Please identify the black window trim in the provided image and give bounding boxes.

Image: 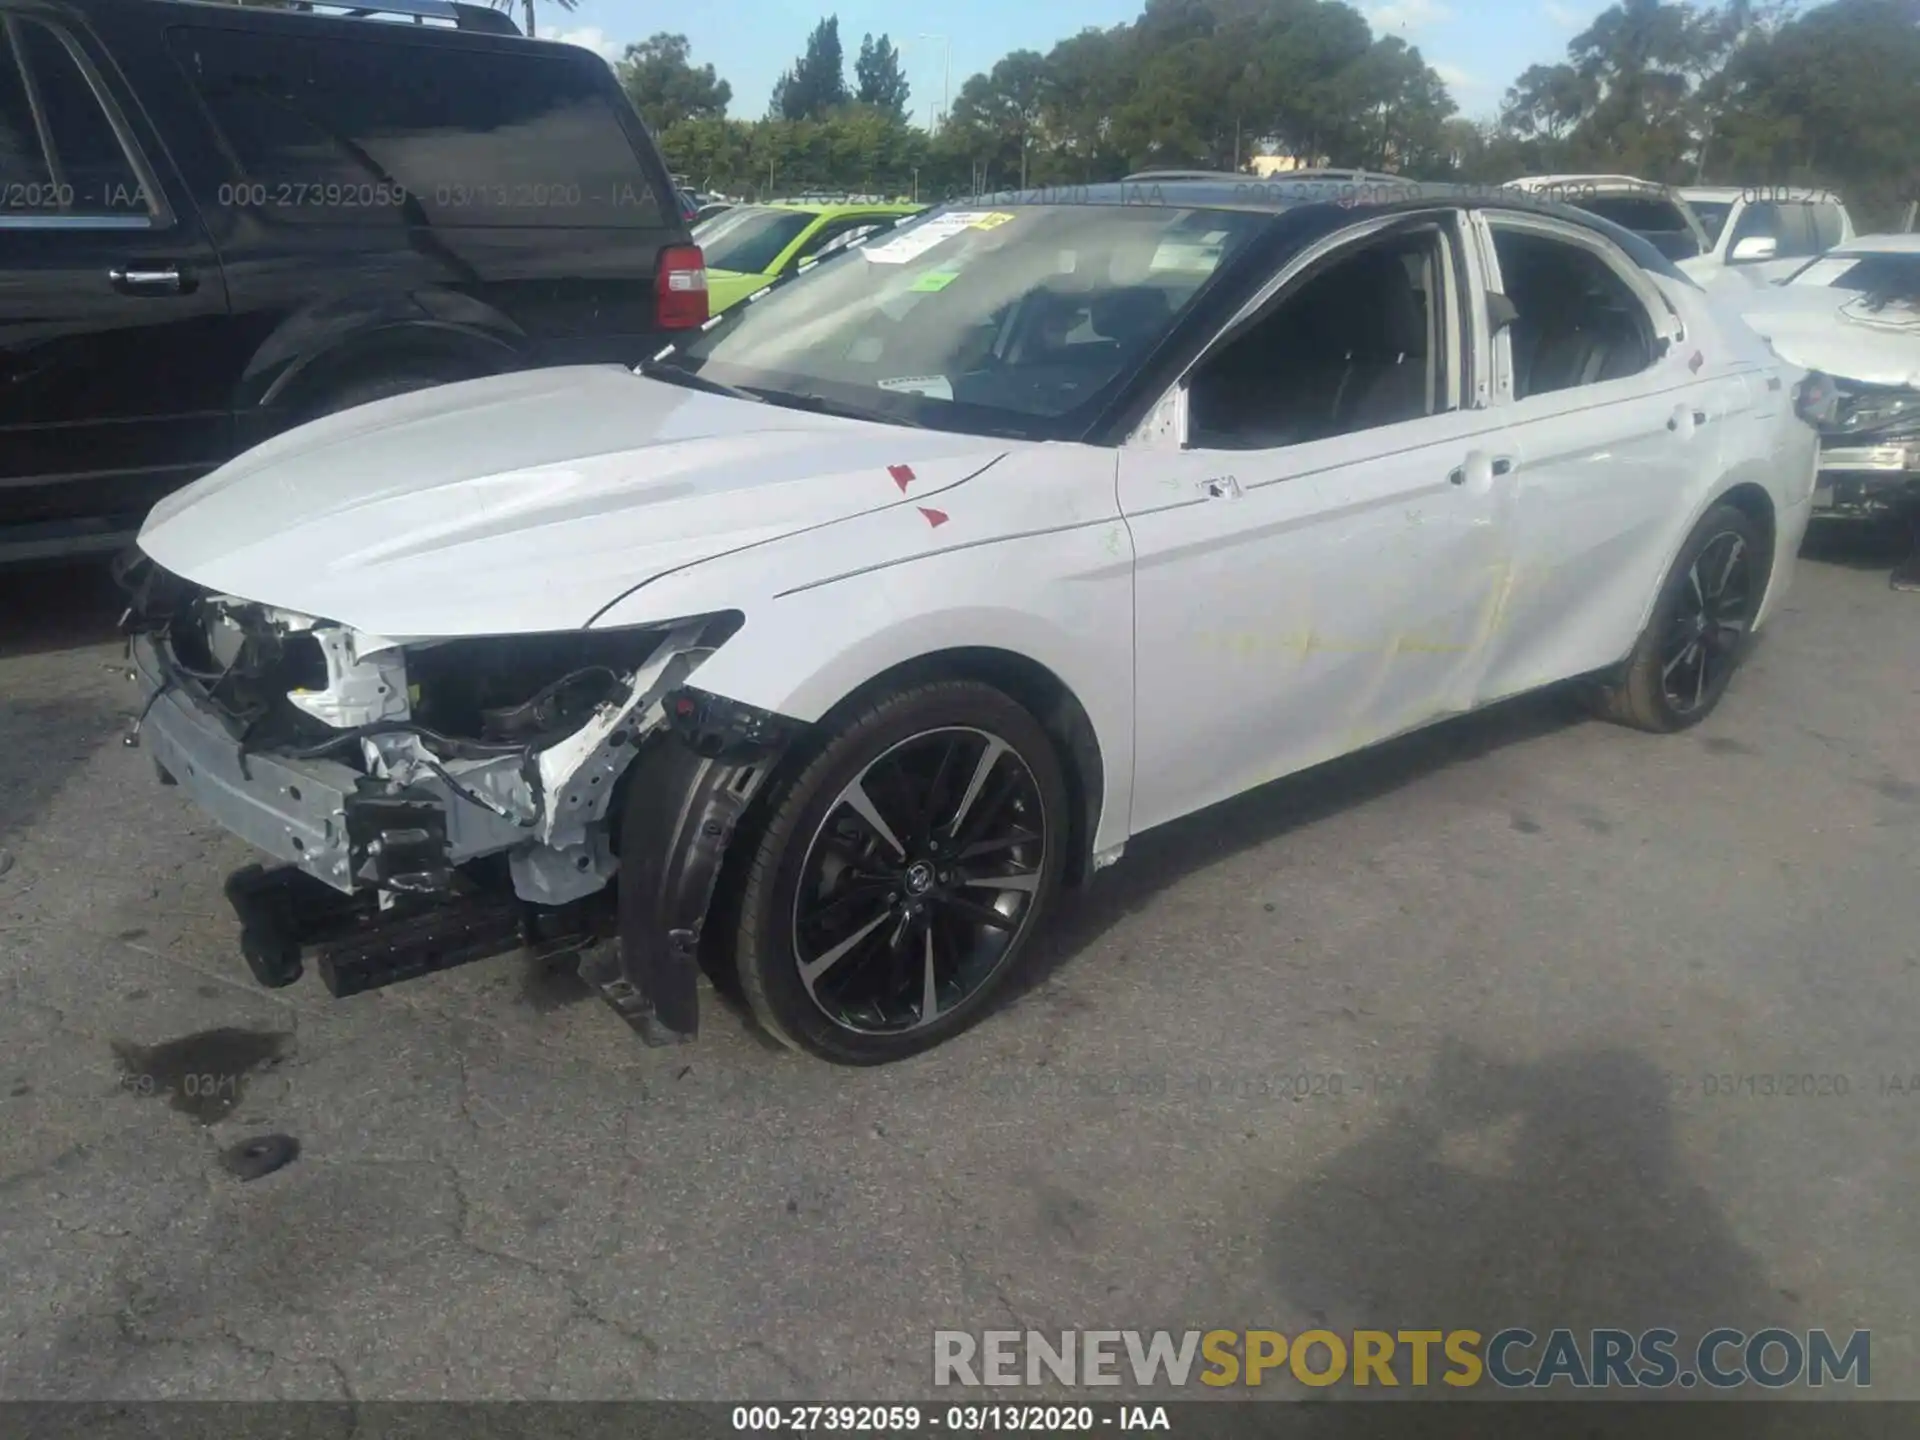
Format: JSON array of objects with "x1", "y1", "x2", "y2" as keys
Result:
[
  {"x1": 0, "y1": 13, "x2": 170, "y2": 231},
  {"x1": 1170, "y1": 208, "x2": 1472, "y2": 454}
]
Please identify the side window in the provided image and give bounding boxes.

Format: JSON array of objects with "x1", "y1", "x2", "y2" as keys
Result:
[
  {"x1": 172, "y1": 27, "x2": 667, "y2": 228},
  {"x1": 1187, "y1": 228, "x2": 1450, "y2": 451},
  {"x1": 0, "y1": 18, "x2": 151, "y2": 222},
  {"x1": 1811, "y1": 204, "x2": 1845, "y2": 252},
  {"x1": 1731, "y1": 202, "x2": 1818, "y2": 259},
  {"x1": 1488, "y1": 228, "x2": 1655, "y2": 400}
]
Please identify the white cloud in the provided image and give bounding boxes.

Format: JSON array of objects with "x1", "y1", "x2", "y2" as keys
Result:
[
  {"x1": 1432, "y1": 62, "x2": 1480, "y2": 91},
  {"x1": 1544, "y1": 1, "x2": 1587, "y2": 27},
  {"x1": 1366, "y1": 0, "x2": 1452, "y2": 32},
  {"x1": 544, "y1": 25, "x2": 624, "y2": 62}
]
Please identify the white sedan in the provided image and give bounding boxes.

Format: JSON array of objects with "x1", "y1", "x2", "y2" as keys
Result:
[{"x1": 126, "y1": 181, "x2": 1822, "y2": 1064}]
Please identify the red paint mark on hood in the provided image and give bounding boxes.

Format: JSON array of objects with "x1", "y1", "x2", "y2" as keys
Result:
[
  {"x1": 888, "y1": 464, "x2": 916, "y2": 492},
  {"x1": 918, "y1": 507, "x2": 948, "y2": 528}
]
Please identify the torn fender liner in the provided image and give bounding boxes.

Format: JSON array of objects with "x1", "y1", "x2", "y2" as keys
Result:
[{"x1": 592, "y1": 692, "x2": 789, "y2": 1045}]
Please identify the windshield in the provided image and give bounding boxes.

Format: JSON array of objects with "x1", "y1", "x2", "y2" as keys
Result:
[
  {"x1": 694, "y1": 206, "x2": 816, "y2": 274},
  {"x1": 654, "y1": 204, "x2": 1267, "y2": 437},
  {"x1": 1689, "y1": 201, "x2": 1732, "y2": 246},
  {"x1": 1786, "y1": 253, "x2": 1920, "y2": 299},
  {"x1": 1577, "y1": 196, "x2": 1702, "y2": 258}
]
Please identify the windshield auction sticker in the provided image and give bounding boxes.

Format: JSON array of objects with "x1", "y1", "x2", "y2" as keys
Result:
[{"x1": 864, "y1": 212, "x2": 1005, "y2": 264}]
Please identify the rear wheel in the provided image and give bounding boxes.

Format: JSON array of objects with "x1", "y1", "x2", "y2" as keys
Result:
[
  {"x1": 1592, "y1": 502, "x2": 1766, "y2": 732},
  {"x1": 731, "y1": 681, "x2": 1068, "y2": 1065}
]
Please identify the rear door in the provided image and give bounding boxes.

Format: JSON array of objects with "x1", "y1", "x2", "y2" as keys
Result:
[
  {"x1": 0, "y1": 7, "x2": 230, "y2": 555},
  {"x1": 1470, "y1": 208, "x2": 1741, "y2": 699}
]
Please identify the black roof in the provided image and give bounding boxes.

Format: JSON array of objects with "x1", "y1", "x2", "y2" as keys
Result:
[{"x1": 950, "y1": 177, "x2": 1694, "y2": 284}]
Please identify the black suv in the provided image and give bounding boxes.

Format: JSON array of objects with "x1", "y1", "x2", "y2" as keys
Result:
[{"x1": 0, "y1": 0, "x2": 704, "y2": 563}]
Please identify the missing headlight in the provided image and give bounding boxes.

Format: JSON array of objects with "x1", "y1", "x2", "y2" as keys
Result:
[{"x1": 403, "y1": 614, "x2": 742, "y2": 749}]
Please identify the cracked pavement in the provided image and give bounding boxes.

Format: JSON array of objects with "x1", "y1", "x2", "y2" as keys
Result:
[{"x1": 1, "y1": 527, "x2": 1918, "y2": 1401}]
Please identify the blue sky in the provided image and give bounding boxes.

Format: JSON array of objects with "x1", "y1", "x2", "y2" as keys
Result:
[{"x1": 542, "y1": 0, "x2": 1615, "y2": 128}]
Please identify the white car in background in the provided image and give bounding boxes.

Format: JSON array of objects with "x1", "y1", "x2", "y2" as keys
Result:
[
  {"x1": 1678, "y1": 186, "x2": 1856, "y2": 288},
  {"x1": 1506, "y1": 176, "x2": 1855, "y2": 291},
  {"x1": 1504, "y1": 175, "x2": 1713, "y2": 267},
  {"x1": 1740, "y1": 234, "x2": 1920, "y2": 519},
  {"x1": 122, "y1": 182, "x2": 1821, "y2": 1064}
]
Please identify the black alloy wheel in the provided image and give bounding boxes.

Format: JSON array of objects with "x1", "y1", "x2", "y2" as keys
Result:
[
  {"x1": 730, "y1": 681, "x2": 1069, "y2": 1063},
  {"x1": 1592, "y1": 501, "x2": 1768, "y2": 733},
  {"x1": 791, "y1": 726, "x2": 1046, "y2": 1036},
  {"x1": 1658, "y1": 528, "x2": 1753, "y2": 717}
]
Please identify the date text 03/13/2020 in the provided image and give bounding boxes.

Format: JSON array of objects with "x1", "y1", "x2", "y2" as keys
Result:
[{"x1": 730, "y1": 1406, "x2": 1169, "y2": 1432}]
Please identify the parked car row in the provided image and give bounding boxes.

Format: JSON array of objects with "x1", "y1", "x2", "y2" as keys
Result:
[
  {"x1": 1507, "y1": 176, "x2": 1916, "y2": 537},
  {"x1": 1, "y1": 0, "x2": 705, "y2": 564}
]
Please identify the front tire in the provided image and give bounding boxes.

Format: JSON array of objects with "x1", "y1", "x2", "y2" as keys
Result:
[
  {"x1": 731, "y1": 681, "x2": 1069, "y2": 1065},
  {"x1": 1593, "y1": 502, "x2": 1767, "y2": 732}
]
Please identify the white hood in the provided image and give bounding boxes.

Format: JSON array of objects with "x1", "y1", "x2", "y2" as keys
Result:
[
  {"x1": 139, "y1": 365, "x2": 1009, "y2": 638},
  {"x1": 1739, "y1": 289, "x2": 1920, "y2": 389}
]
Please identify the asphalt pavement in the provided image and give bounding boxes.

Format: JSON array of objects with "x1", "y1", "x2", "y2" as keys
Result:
[{"x1": 1, "y1": 524, "x2": 1916, "y2": 1401}]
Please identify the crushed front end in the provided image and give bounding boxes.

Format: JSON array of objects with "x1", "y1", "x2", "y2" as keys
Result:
[
  {"x1": 116, "y1": 554, "x2": 792, "y2": 1043},
  {"x1": 1813, "y1": 381, "x2": 1920, "y2": 519}
]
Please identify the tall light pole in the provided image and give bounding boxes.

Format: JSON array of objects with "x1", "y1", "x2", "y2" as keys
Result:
[{"x1": 917, "y1": 33, "x2": 950, "y2": 131}]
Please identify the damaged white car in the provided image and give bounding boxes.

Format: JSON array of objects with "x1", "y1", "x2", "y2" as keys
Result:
[
  {"x1": 1740, "y1": 234, "x2": 1920, "y2": 523},
  {"x1": 125, "y1": 181, "x2": 1822, "y2": 1064}
]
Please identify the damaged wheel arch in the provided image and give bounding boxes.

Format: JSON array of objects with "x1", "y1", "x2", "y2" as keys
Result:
[{"x1": 596, "y1": 648, "x2": 1104, "y2": 1049}]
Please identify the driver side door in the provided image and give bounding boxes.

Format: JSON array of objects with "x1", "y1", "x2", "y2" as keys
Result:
[{"x1": 1119, "y1": 211, "x2": 1520, "y2": 835}]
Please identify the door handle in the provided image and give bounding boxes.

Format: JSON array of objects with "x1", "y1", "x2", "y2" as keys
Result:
[
  {"x1": 1692, "y1": 409, "x2": 1708, "y2": 425},
  {"x1": 1491, "y1": 456, "x2": 1513, "y2": 476},
  {"x1": 110, "y1": 264, "x2": 191, "y2": 295},
  {"x1": 1447, "y1": 466, "x2": 1466, "y2": 485}
]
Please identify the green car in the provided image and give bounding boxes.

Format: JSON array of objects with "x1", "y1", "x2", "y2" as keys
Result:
[{"x1": 694, "y1": 201, "x2": 925, "y2": 311}]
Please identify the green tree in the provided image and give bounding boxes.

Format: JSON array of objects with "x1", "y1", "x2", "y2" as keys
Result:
[
  {"x1": 772, "y1": 16, "x2": 851, "y2": 121},
  {"x1": 485, "y1": 0, "x2": 573, "y2": 40},
  {"x1": 854, "y1": 33, "x2": 911, "y2": 118},
  {"x1": 617, "y1": 34, "x2": 732, "y2": 135}
]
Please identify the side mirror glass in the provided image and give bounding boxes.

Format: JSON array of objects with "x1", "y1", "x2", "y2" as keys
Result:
[{"x1": 1486, "y1": 291, "x2": 1520, "y2": 332}]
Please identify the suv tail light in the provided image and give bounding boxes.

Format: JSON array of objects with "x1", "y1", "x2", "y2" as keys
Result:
[
  {"x1": 656, "y1": 245, "x2": 709, "y2": 330},
  {"x1": 1793, "y1": 370, "x2": 1839, "y2": 428}
]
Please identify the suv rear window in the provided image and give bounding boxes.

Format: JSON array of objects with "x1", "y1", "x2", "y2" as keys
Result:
[{"x1": 170, "y1": 26, "x2": 668, "y2": 228}]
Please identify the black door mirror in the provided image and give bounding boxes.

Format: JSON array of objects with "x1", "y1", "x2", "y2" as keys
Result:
[{"x1": 1486, "y1": 291, "x2": 1520, "y2": 332}]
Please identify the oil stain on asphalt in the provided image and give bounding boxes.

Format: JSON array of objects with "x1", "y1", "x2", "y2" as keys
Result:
[{"x1": 110, "y1": 1027, "x2": 293, "y2": 1124}]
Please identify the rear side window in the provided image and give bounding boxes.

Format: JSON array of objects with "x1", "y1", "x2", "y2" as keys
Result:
[
  {"x1": 170, "y1": 27, "x2": 667, "y2": 228},
  {"x1": 1, "y1": 17, "x2": 151, "y2": 222}
]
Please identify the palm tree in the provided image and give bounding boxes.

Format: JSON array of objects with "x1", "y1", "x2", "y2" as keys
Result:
[{"x1": 488, "y1": 0, "x2": 573, "y2": 39}]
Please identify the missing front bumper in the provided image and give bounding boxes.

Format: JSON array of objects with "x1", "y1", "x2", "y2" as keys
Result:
[{"x1": 128, "y1": 632, "x2": 531, "y2": 892}]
